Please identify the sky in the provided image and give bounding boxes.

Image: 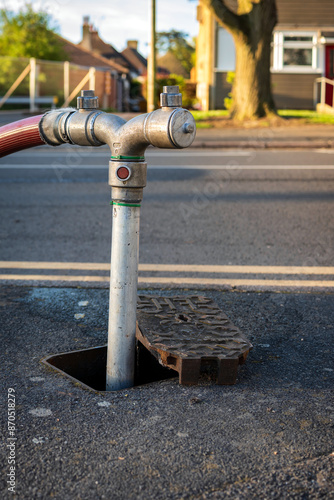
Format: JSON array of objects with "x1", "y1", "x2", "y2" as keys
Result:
[{"x1": 0, "y1": 0, "x2": 199, "y2": 56}]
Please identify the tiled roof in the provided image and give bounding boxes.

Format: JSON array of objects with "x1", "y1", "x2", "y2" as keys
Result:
[
  {"x1": 57, "y1": 35, "x2": 129, "y2": 73},
  {"x1": 121, "y1": 47, "x2": 147, "y2": 75},
  {"x1": 78, "y1": 31, "x2": 131, "y2": 70}
]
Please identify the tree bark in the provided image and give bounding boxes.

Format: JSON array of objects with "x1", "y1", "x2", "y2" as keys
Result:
[{"x1": 202, "y1": 0, "x2": 277, "y2": 120}]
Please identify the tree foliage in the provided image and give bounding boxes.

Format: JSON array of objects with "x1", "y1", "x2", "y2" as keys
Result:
[
  {"x1": 0, "y1": 3, "x2": 66, "y2": 60},
  {"x1": 156, "y1": 30, "x2": 195, "y2": 77}
]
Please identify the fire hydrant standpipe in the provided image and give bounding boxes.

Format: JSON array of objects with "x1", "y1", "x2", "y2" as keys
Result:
[{"x1": 0, "y1": 87, "x2": 196, "y2": 391}]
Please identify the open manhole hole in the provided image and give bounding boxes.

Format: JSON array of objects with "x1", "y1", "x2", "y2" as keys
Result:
[{"x1": 42, "y1": 340, "x2": 176, "y2": 392}]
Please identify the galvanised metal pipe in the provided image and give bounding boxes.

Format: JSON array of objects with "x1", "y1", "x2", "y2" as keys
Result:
[
  {"x1": 106, "y1": 203, "x2": 140, "y2": 391},
  {"x1": 106, "y1": 163, "x2": 146, "y2": 391}
]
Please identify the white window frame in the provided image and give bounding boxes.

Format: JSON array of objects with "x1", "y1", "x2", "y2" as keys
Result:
[{"x1": 272, "y1": 31, "x2": 321, "y2": 73}]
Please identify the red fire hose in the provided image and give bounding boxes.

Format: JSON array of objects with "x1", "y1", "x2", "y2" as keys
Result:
[{"x1": 0, "y1": 115, "x2": 44, "y2": 158}]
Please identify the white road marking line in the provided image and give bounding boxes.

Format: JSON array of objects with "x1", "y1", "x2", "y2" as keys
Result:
[
  {"x1": 0, "y1": 261, "x2": 334, "y2": 275},
  {"x1": 0, "y1": 274, "x2": 333, "y2": 288},
  {"x1": 146, "y1": 151, "x2": 253, "y2": 157},
  {"x1": 139, "y1": 264, "x2": 334, "y2": 275},
  {"x1": 10, "y1": 151, "x2": 252, "y2": 158},
  {"x1": 1, "y1": 164, "x2": 334, "y2": 170},
  {"x1": 139, "y1": 277, "x2": 334, "y2": 287},
  {"x1": 9, "y1": 148, "x2": 334, "y2": 157},
  {"x1": 0, "y1": 164, "x2": 107, "y2": 169},
  {"x1": 1, "y1": 262, "x2": 333, "y2": 288},
  {"x1": 0, "y1": 261, "x2": 110, "y2": 270},
  {"x1": 147, "y1": 165, "x2": 334, "y2": 170},
  {"x1": 0, "y1": 164, "x2": 104, "y2": 169},
  {"x1": 0, "y1": 274, "x2": 109, "y2": 282}
]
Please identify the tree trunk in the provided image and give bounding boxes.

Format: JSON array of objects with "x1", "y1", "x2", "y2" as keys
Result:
[
  {"x1": 232, "y1": 29, "x2": 275, "y2": 119},
  {"x1": 203, "y1": 0, "x2": 277, "y2": 120}
]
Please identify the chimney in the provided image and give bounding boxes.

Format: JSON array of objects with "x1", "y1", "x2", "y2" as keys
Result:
[
  {"x1": 127, "y1": 40, "x2": 138, "y2": 51},
  {"x1": 81, "y1": 16, "x2": 92, "y2": 51}
]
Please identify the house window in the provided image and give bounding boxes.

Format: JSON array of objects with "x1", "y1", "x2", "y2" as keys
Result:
[
  {"x1": 273, "y1": 32, "x2": 320, "y2": 72},
  {"x1": 284, "y1": 48, "x2": 313, "y2": 66},
  {"x1": 215, "y1": 28, "x2": 235, "y2": 71}
]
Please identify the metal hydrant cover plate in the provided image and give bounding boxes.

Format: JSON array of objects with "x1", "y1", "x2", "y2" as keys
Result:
[{"x1": 136, "y1": 295, "x2": 253, "y2": 385}]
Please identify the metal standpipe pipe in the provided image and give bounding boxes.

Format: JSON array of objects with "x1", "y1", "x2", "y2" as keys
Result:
[
  {"x1": 0, "y1": 86, "x2": 196, "y2": 391},
  {"x1": 108, "y1": 202, "x2": 140, "y2": 390},
  {"x1": 106, "y1": 160, "x2": 147, "y2": 391}
]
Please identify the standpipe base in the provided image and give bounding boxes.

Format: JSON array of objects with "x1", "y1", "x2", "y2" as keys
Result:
[{"x1": 41, "y1": 295, "x2": 252, "y2": 391}]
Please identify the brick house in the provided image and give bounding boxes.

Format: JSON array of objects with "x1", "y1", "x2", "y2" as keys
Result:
[{"x1": 195, "y1": 0, "x2": 334, "y2": 110}]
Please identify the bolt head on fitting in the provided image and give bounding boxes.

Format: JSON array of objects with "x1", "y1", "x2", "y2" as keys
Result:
[
  {"x1": 160, "y1": 85, "x2": 182, "y2": 108},
  {"x1": 77, "y1": 90, "x2": 99, "y2": 110}
]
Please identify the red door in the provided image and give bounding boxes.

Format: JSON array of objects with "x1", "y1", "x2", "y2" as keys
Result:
[{"x1": 325, "y1": 45, "x2": 334, "y2": 106}]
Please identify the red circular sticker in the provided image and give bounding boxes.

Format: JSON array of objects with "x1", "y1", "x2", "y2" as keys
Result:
[{"x1": 116, "y1": 166, "x2": 130, "y2": 180}]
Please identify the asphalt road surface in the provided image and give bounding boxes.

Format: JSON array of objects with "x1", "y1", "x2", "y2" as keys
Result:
[{"x1": 0, "y1": 145, "x2": 333, "y2": 291}]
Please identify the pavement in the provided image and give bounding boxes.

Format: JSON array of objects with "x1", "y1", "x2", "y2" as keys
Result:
[
  {"x1": 1, "y1": 110, "x2": 334, "y2": 149},
  {"x1": 0, "y1": 285, "x2": 333, "y2": 499}
]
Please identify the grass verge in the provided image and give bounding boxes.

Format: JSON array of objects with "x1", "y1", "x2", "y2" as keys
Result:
[{"x1": 191, "y1": 109, "x2": 334, "y2": 127}]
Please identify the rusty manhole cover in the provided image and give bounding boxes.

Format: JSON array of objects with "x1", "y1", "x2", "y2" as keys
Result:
[{"x1": 136, "y1": 295, "x2": 252, "y2": 385}]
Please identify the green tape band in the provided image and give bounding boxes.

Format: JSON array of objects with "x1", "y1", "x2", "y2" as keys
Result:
[
  {"x1": 111, "y1": 155, "x2": 145, "y2": 160},
  {"x1": 110, "y1": 201, "x2": 141, "y2": 208}
]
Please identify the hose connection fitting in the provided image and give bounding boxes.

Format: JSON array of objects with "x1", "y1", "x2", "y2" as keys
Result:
[
  {"x1": 39, "y1": 90, "x2": 103, "y2": 147},
  {"x1": 39, "y1": 86, "x2": 196, "y2": 154},
  {"x1": 39, "y1": 107, "x2": 104, "y2": 147}
]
